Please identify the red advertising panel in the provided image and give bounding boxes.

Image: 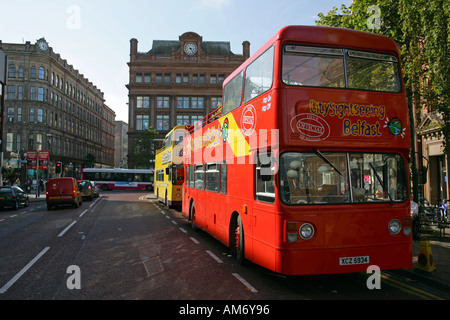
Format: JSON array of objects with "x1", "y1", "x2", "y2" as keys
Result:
[{"x1": 27, "y1": 150, "x2": 49, "y2": 170}]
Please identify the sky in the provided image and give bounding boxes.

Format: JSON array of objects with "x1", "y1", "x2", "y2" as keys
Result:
[{"x1": 0, "y1": 0, "x2": 352, "y2": 122}]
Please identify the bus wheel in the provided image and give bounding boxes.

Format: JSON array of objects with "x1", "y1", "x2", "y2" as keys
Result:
[
  {"x1": 190, "y1": 202, "x2": 197, "y2": 231},
  {"x1": 235, "y1": 215, "x2": 245, "y2": 265}
]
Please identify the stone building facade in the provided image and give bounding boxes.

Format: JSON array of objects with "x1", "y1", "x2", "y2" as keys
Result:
[
  {"x1": 1, "y1": 38, "x2": 115, "y2": 181},
  {"x1": 127, "y1": 32, "x2": 249, "y2": 168}
]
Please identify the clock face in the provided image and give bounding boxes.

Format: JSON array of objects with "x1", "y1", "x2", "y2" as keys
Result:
[
  {"x1": 38, "y1": 40, "x2": 48, "y2": 51},
  {"x1": 184, "y1": 42, "x2": 197, "y2": 55}
]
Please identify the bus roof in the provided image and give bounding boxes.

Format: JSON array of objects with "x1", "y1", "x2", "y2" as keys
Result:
[{"x1": 225, "y1": 25, "x2": 400, "y2": 86}]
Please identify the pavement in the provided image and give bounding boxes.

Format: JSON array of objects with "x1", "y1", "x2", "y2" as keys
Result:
[{"x1": 29, "y1": 193, "x2": 450, "y2": 294}]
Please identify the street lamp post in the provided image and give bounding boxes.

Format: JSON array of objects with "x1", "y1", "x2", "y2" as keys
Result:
[{"x1": 35, "y1": 141, "x2": 42, "y2": 198}]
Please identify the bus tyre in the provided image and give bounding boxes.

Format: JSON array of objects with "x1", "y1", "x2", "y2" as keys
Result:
[
  {"x1": 190, "y1": 202, "x2": 197, "y2": 231},
  {"x1": 235, "y1": 215, "x2": 245, "y2": 265}
]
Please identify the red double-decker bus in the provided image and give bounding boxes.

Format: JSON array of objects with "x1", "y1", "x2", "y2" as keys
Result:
[{"x1": 182, "y1": 26, "x2": 412, "y2": 275}]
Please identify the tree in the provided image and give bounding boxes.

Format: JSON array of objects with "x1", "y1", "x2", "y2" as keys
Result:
[
  {"x1": 316, "y1": 0, "x2": 449, "y2": 149},
  {"x1": 129, "y1": 126, "x2": 159, "y2": 169},
  {"x1": 84, "y1": 153, "x2": 96, "y2": 168},
  {"x1": 316, "y1": 0, "x2": 450, "y2": 201}
]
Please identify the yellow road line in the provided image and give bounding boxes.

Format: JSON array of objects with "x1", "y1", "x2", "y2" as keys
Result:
[{"x1": 381, "y1": 273, "x2": 445, "y2": 300}]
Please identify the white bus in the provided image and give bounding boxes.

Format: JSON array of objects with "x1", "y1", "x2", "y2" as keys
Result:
[{"x1": 81, "y1": 168, "x2": 154, "y2": 191}]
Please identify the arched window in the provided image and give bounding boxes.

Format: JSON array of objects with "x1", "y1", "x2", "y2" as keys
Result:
[
  {"x1": 38, "y1": 66, "x2": 45, "y2": 79},
  {"x1": 8, "y1": 64, "x2": 16, "y2": 78}
]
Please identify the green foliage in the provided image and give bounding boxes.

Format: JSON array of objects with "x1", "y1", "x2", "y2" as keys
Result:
[
  {"x1": 130, "y1": 126, "x2": 159, "y2": 169},
  {"x1": 316, "y1": 0, "x2": 450, "y2": 152}
]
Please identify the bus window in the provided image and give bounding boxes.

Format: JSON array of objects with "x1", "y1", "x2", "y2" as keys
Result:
[
  {"x1": 206, "y1": 163, "x2": 219, "y2": 193},
  {"x1": 172, "y1": 165, "x2": 184, "y2": 185},
  {"x1": 243, "y1": 46, "x2": 274, "y2": 103},
  {"x1": 346, "y1": 50, "x2": 401, "y2": 92},
  {"x1": 220, "y1": 161, "x2": 227, "y2": 194},
  {"x1": 256, "y1": 153, "x2": 275, "y2": 203},
  {"x1": 189, "y1": 165, "x2": 195, "y2": 188},
  {"x1": 194, "y1": 164, "x2": 204, "y2": 190},
  {"x1": 282, "y1": 46, "x2": 345, "y2": 88},
  {"x1": 223, "y1": 71, "x2": 243, "y2": 115}
]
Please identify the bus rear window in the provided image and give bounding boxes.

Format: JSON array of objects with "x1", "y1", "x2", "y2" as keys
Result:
[{"x1": 282, "y1": 45, "x2": 402, "y2": 92}]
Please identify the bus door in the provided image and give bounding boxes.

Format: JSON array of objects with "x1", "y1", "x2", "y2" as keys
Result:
[
  {"x1": 205, "y1": 162, "x2": 220, "y2": 235},
  {"x1": 171, "y1": 165, "x2": 184, "y2": 205}
]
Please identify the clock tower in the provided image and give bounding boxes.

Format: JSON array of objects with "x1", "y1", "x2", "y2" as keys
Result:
[
  {"x1": 36, "y1": 38, "x2": 49, "y2": 52},
  {"x1": 180, "y1": 32, "x2": 202, "y2": 57}
]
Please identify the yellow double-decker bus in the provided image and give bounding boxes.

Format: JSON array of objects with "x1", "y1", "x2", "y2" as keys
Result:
[{"x1": 154, "y1": 125, "x2": 185, "y2": 207}]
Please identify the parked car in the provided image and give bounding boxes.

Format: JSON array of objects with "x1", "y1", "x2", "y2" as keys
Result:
[
  {"x1": 77, "y1": 180, "x2": 94, "y2": 200},
  {"x1": 46, "y1": 178, "x2": 82, "y2": 210},
  {"x1": 0, "y1": 186, "x2": 29, "y2": 210},
  {"x1": 90, "y1": 181, "x2": 100, "y2": 198}
]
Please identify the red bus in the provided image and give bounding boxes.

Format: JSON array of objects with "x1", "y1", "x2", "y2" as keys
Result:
[{"x1": 182, "y1": 26, "x2": 412, "y2": 275}]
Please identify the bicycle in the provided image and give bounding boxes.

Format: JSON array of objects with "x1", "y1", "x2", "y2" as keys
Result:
[{"x1": 429, "y1": 199, "x2": 448, "y2": 237}]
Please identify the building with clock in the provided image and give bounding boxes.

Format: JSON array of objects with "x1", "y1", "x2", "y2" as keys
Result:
[
  {"x1": 0, "y1": 37, "x2": 116, "y2": 182},
  {"x1": 127, "y1": 31, "x2": 250, "y2": 168}
]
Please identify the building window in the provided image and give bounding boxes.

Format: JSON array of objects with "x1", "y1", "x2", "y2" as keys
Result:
[
  {"x1": 176, "y1": 115, "x2": 190, "y2": 125},
  {"x1": 29, "y1": 108, "x2": 35, "y2": 122},
  {"x1": 137, "y1": 96, "x2": 150, "y2": 108},
  {"x1": 183, "y1": 74, "x2": 189, "y2": 83},
  {"x1": 144, "y1": 73, "x2": 151, "y2": 83},
  {"x1": 164, "y1": 73, "x2": 171, "y2": 83},
  {"x1": 191, "y1": 115, "x2": 203, "y2": 125},
  {"x1": 211, "y1": 97, "x2": 222, "y2": 109},
  {"x1": 156, "y1": 73, "x2": 162, "y2": 83},
  {"x1": 30, "y1": 86, "x2": 36, "y2": 100},
  {"x1": 18, "y1": 66, "x2": 24, "y2": 78},
  {"x1": 191, "y1": 97, "x2": 204, "y2": 109},
  {"x1": 192, "y1": 74, "x2": 198, "y2": 84},
  {"x1": 7, "y1": 86, "x2": 15, "y2": 99},
  {"x1": 156, "y1": 115, "x2": 169, "y2": 131},
  {"x1": 8, "y1": 64, "x2": 16, "y2": 78},
  {"x1": 7, "y1": 107, "x2": 14, "y2": 122},
  {"x1": 17, "y1": 108, "x2": 22, "y2": 122},
  {"x1": 6, "y1": 133, "x2": 13, "y2": 152},
  {"x1": 136, "y1": 114, "x2": 149, "y2": 130},
  {"x1": 38, "y1": 66, "x2": 45, "y2": 80},
  {"x1": 176, "y1": 97, "x2": 190, "y2": 109},
  {"x1": 30, "y1": 66, "x2": 36, "y2": 79},
  {"x1": 136, "y1": 73, "x2": 142, "y2": 83},
  {"x1": 157, "y1": 96, "x2": 169, "y2": 108},
  {"x1": 37, "y1": 108, "x2": 43, "y2": 122},
  {"x1": 176, "y1": 73, "x2": 182, "y2": 83},
  {"x1": 38, "y1": 87, "x2": 44, "y2": 101},
  {"x1": 199, "y1": 74, "x2": 206, "y2": 84},
  {"x1": 17, "y1": 133, "x2": 21, "y2": 151},
  {"x1": 17, "y1": 86, "x2": 23, "y2": 100}
]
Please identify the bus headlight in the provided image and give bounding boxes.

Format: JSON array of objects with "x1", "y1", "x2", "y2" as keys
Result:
[
  {"x1": 299, "y1": 223, "x2": 314, "y2": 240},
  {"x1": 388, "y1": 219, "x2": 401, "y2": 235}
]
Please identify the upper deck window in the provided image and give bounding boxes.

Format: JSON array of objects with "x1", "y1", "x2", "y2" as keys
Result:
[{"x1": 282, "y1": 45, "x2": 401, "y2": 93}]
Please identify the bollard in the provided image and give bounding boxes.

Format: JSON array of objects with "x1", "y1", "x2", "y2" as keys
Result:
[{"x1": 416, "y1": 240, "x2": 436, "y2": 272}]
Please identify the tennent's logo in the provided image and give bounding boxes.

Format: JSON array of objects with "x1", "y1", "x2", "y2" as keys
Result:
[{"x1": 290, "y1": 113, "x2": 330, "y2": 142}]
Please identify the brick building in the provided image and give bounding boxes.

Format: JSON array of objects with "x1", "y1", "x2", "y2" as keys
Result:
[
  {"x1": 127, "y1": 32, "x2": 249, "y2": 168},
  {"x1": 1, "y1": 38, "x2": 115, "y2": 182}
]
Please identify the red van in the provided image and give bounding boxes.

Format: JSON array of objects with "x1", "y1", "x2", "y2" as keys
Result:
[{"x1": 46, "y1": 178, "x2": 82, "y2": 210}]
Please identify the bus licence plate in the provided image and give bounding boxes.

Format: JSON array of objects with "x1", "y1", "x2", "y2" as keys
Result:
[{"x1": 339, "y1": 256, "x2": 369, "y2": 265}]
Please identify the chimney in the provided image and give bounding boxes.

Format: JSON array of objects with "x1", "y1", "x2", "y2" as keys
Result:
[
  {"x1": 242, "y1": 41, "x2": 250, "y2": 60},
  {"x1": 130, "y1": 38, "x2": 138, "y2": 62}
]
